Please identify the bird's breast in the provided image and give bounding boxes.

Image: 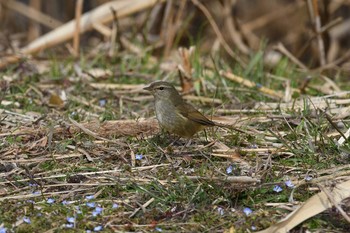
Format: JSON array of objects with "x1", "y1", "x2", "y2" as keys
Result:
[{"x1": 154, "y1": 99, "x2": 201, "y2": 137}]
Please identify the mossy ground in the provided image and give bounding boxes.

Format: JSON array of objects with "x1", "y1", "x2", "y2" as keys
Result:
[{"x1": 0, "y1": 49, "x2": 349, "y2": 232}]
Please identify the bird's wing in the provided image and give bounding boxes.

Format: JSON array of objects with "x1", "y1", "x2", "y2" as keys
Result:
[{"x1": 176, "y1": 102, "x2": 216, "y2": 126}]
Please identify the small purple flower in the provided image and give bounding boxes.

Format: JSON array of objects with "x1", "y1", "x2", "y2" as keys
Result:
[
  {"x1": 99, "y1": 99, "x2": 107, "y2": 107},
  {"x1": 23, "y1": 216, "x2": 31, "y2": 224},
  {"x1": 29, "y1": 183, "x2": 38, "y2": 187},
  {"x1": 62, "y1": 200, "x2": 69, "y2": 205},
  {"x1": 0, "y1": 226, "x2": 7, "y2": 233},
  {"x1": 305, "y1": 175, "x2": 312, "y2": 181},
  {"x1": 94, "y1": 225, "x2": 103, "y2": 231},
  {"x1": 155, "y1": 227, "x2": 162, "y2": 232},
  {"x1": 27, "y1": 200, "x2": 35, "y2": 204},
  {"x1": 32, "y1": 191, "x2": 41, "y2": 195},
  {"x1": 226, "y1": 165, "x2": 233, "y2": 174},
  {"x1": 75, "y1": 206, "x2": 82, "y2": 214},
  {"x1": 85, "y1": 195, "x2": 95, "y2": 200},
  {"x1": 217, "y1": 207, "x2": 224, "y2": 215},
  {"x1": 86, "y1": 230, "x2": 92, "y2": 233},
  {"x1": 243, "y1": 207, "x2": 253, "y2": 216},
  {"x1": 47, "y1": 198, "x2": 55, "y2": 204},
  {"x1": 112, "y1": 203, "x2": 119, "y2": 209},
  {"x1": 251, "y1": 225, "x2": 257, "y2": 230},
  {"x1": 65, "y1": 223, "x2": 74, "y2": 228},
  {"x1": 285, "y1": 180, "x2": 295, "y2": 188},
  {"x1": 67, "y1": 217, "x2": 75, "y2": 223},
  {"x1": 273, "y1": 185, "x2": 283, "y2": 193},
  {"x1": 92, "y1": 207, "x2": 103, "y2": 217},
  {"x1": 135, "y1": 154, "x2": 143, "y2": 160},
  {"x1": 86, "y1": 202, "x2": 96, "y2": 208}
]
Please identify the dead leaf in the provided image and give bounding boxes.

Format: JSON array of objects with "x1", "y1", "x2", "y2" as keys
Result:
[
  {"x1": 178, "y1": 47, "x2": 195, "y2": 93},
  {"x1": 48, "y1": 93, "x2": 64, "y2": 108},
  {"x1": 255, "y1": 179, "x2": 350, "y2": 233}
]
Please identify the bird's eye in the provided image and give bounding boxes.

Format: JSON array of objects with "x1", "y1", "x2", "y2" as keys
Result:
[{"x1": 159, "y1": 87, "x2": 164, "y2": 90}]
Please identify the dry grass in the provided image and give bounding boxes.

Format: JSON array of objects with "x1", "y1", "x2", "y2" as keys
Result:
[{"x1": 1, "y1": 1, "x2": 350, "y2": 232}]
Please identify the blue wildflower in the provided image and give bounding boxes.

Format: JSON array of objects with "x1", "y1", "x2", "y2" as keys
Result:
[
  {"x1": 92, "y1": 206, "x2": 103, "y2": 217},
  {"x1": 94, "y1": 225, "x2": 103, "y2": 231},
  {"x1": 86, "y1": 202, "x2": 96, "y2": 208},
  {"x1": 273, "y1": 185, "x2": 283, "y2": 193},
  {"x1": 99, "y1": 99, "x2": 107, "y2": 107},
  {"x1": 135, "y1": 154, "x2": 143, "y2": 160},
  {"x1": 243, "y1": 207, "x2": 253, "y2": 216},
  {"x1": 65, "y1": 223, "x2": 74, "y2": 228},
  {"x1": 23, "y1": 216, "x2": 31, "y2": 224},
  {"x1": 0, "y1": 226, "x2": 7, "y2": 233},
  {"x1": 67, "y1": 217, "x2": 75, "y2": 223},
  {"x1": 112, "y1": 203, "x2": 119, "y2": 209},
  {"x1": 285, "y1": 180, "x2": 295, "y2": 188},
  {"x1": 217, "y1": 207, "x2": 224, "y2": 215},
  {"x1": 62, "y1": 200, "x2": 69, "y2": 205},
  {"x1": 226, "y1": 165, "x2": 233, "y2": 174},
  {"x1": 47, "y1": 198, "x2": 55, "y2": 204},
  {"x1": 85, "y1": 195, "x2": 95, "y2": 200}
]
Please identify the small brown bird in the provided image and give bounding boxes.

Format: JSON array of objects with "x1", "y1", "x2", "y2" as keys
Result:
[{"x1": 144, "y1": 81, "x2": 220, "y2": 138}]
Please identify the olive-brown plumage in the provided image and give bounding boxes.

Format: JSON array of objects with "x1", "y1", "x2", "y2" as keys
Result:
[{"x1": 144, "y1": 81, "x2": 216, "y2": 138}]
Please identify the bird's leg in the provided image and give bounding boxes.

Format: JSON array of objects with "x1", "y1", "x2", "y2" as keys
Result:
[
  {"x1": 173, "y1": 139, "x2": 191, "y2": 155},
  {"x1": 167, "y1": 135, "x2": 182, "y2": 147}
]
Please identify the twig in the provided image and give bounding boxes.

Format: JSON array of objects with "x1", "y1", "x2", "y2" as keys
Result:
[
  {"x1": 315, "y1": 49, "x2": 350, "y2": 71},
  {"x1": 223, "y1": 0, "x2": 250, "y2": 54},
  {"x1": 220, "y1": 70, "x2": 284, "y2": 99},
  {"x1": 66, "y1": 145, "x2": 94, "y2": 162},
  {"x1": 28, "y1": 0, "x2": 41, "y2": 41},
  {"x1": 318, "y1": 184, "x2": 350, "y2": 224},
  {"x1": 275, "y1": 43, "x2": 309, "y2": 70},
  {"x1": 0, "y1": 189, "x2": 91, "y2": 201},
  {"x1": 0, "y1": 0, "x2": 167, "y2": 68},
  {"x1": 68, "y1": 117, "x2": 128, "y2": 147},
  {"x1": 190, "y1": 0, "x2": 246, "y2": 67},
  {"x1": 320, "y1": 17, "x2": 343, "y2": 34},
  {"x1": 73, "y1": 0, "x2": 83, "y2": 57},
  {"x1": 185, "y1": 175, "x2": 259, "y2": 184},
  {"x1": 3, "y1": 0, "x2": 63, "y2": 29},
  {"x1": 308, "y1": 0, "x2": 326, "y2": 66},
  {"x1": 323, "y1": 110, "x2": 347, "y2": 141},
  {"x1": 337, "y1": 127, "x2": 350, "y2": 146},
  {"x1": 109, "y1": 6, "x2": 123, "y2": 56},
  {"x1": 92, "y1": 22, "x2": 112, "y2": 37},
  {"x1": 129, "y1": 198, "x2": 155, "y2": 217},
  {"x1": 0, "y1": 164, "x2": 171, "y2": 184}
]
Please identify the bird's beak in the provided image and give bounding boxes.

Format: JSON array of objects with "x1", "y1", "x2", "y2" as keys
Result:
[{"x1": 143, "y1": 85, "x2": 152, "y2": 91}]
